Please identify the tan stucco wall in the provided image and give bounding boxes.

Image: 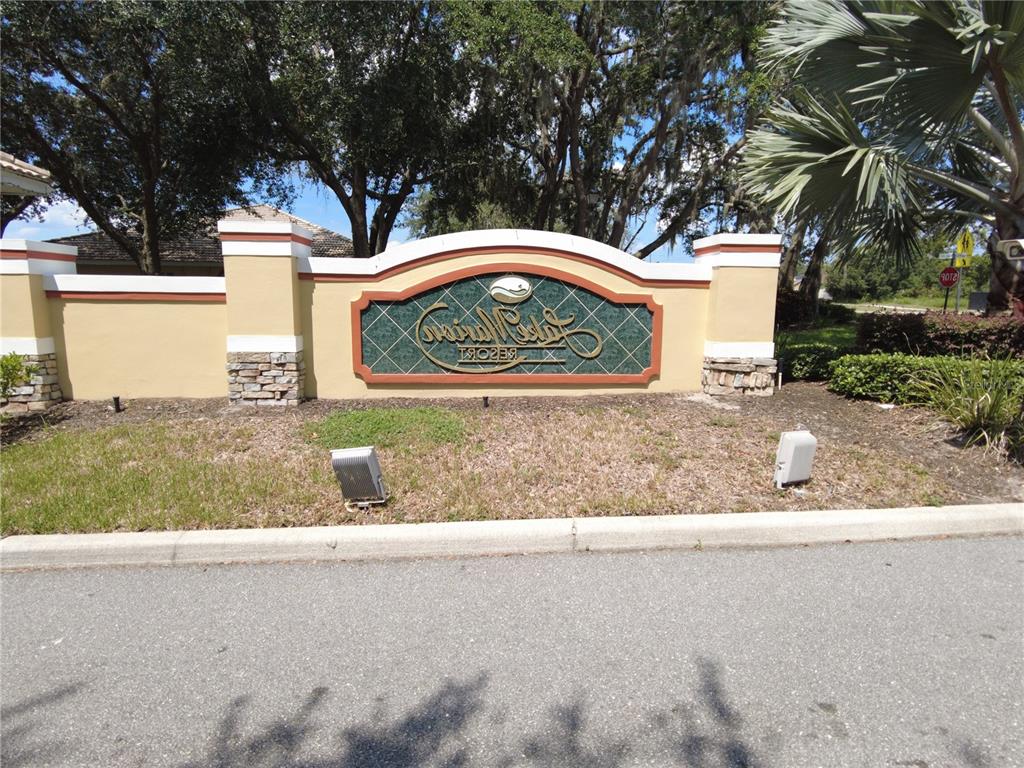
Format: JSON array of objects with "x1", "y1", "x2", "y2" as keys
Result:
[
  {"x1": 705, "y1": 267, "x2": 777, "y2": 342},
  {"x1": 1, "y1": 274, "x2": 51, "y2": 338},
  {"x1": 50, "y1": 299, "x2": 227, "y2": 399},
  {"x1": 301, "y1": 252, "x2": 711, "y2": 399},
  {"x1": 224, "y1": 255, "x2": 300, "y2": 335},
  {"x1": 3, "y1": 246, "x2": 778, "y2": 403}
]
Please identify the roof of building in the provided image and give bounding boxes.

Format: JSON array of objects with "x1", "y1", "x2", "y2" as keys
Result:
[
  {"x1": 0, "y1": 152, "x2": 54, "y2": 196},
  {"x1": 51, "y1": 205, "x2": 355, "y2": 264}
]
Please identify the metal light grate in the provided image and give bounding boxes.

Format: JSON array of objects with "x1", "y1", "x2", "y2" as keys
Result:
[{"x1": 330, "y1": 446, "x2": 387, "y2": 507}]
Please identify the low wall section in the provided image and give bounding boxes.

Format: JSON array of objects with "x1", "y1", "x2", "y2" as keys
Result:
[{"x1": 0, "y1": 227, "x2": 780, "y2": 409}]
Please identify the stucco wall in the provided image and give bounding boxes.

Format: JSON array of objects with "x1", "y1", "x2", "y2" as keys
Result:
[
  {"x1": 2, "y1": 230, "x2": 780, "y2": 403},
  {"x1": 301, "y1": 251, "x2": 711, "y2": 399},
  {"x1": 50, "y1": 299, "x2": 228, "y2": 399}
]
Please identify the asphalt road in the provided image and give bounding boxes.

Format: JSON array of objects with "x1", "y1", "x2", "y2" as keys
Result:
[{"x1": 2, "y1": 537, "x2": 1022, "y2": 768}]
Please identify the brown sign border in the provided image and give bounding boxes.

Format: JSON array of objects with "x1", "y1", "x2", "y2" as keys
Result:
[{"x1": 352, "y1": 262, "x2": 664, "y2": 385}]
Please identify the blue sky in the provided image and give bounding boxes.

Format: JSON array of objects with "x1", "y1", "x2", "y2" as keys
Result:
[{"x1": 3, "y1": 177, "x2": 690, "y2": 262}]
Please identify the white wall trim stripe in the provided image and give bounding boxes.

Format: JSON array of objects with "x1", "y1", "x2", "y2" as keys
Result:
[
  {"x1": 226, "y1": 335, "x2": 304, "y2": 353},
  {"x1": 692, "y1": 233, "x2": 783, "y2": 250},
  {"x1": 1, "y1": 258, "x2": 78, "y2": 276},
  {"x1": 221, "y1": 241, "x2": 311, "y2": 258},
  {"x1": 704, "y1": 341, "x2": 775, "y2": 358},
  {"x1": 1, "y1": 337, "x2": 56, "y2": 355},
  {"x1": 43, "y1": 274, "x2": 225, "y2": 294},
  {"x1": 0, "y1": 239, "x2": 79, "y2": 256},
  {"x1": 216, "y1": 221, "x2": 314, "y2": 239},
  {"x1": 692, "y1": 253, "x2": 781, "y2": 268},
  {"x1": 295, "y1": 229, "x2": 714, "y2": 282}
]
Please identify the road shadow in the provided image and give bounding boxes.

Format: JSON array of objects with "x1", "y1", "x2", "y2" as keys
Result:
[
  {"x1": 180, "y1": 659, "x2": 764, "y2": 768},
  {"x1": 1, "y1": 681, "x2": 85, "y2": 768}
]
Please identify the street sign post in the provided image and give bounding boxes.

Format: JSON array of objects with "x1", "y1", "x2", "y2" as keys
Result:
[{"x1": 940, "y1": 266, "x2": 960, "y2": 314}]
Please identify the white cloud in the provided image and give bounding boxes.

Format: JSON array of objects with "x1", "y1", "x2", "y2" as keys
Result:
[{"x1": 3, "y1": 199, "x2": 91, "y2": 241}]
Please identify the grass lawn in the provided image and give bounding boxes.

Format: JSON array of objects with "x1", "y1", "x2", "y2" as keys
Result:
[
  {"x1": 3, "y1": 387, "x2": 1020, "y2": 536},
  {"x1": 776, "y1": 322, "x2": 856, "y2": 348},
  {"x1": 853, "y1": 294, "x2": 956, "y2": 310}
]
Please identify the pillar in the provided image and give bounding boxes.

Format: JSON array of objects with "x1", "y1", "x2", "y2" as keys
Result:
[
  {"x1": 0, "y1": 240, "x2": 76, "y2": 412},
  {"x1": 217, "y1": 220, "x2": 309, "y2": 406},
  {"x1": 694, "y1": 233, "x2": 782, "y2": 396}
]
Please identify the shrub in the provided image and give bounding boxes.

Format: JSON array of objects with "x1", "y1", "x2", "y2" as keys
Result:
[
  {"x1": 828, "y1": 353, "x2": 1024, "y2": 405},
  {"x1": 775, "y1": 290, "x2": 815, "y2": 327},
  {"x1": 907, "y1": 356, "x2": 1024, "y2": 452},
  {"x1": 856, "y1": 312, "x2": 1024, "y2": 358},
  {"x1": 0, "y1": 352, "x2": 38, "y2": 402},
  {"x1": 819, "y1": 302, "x2": 857, "y2": 324},
  {"x1": 776, "y1": 289, "x2": 857, "y2": 329},
  {"x1": 777, "y1": 342, "x2": 847, "y2": 381}
]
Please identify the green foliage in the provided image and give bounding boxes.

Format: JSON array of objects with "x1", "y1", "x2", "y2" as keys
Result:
[
  {"x1": 306, "y1": 407, "x2": 465, "y2": 452},
  {"x1": 1, "y1": 1, "x2": 282, "y2": 272},
  {"x1": 828, "y1": 354, "x2": 1024, "y2": 406},
  {"x1": 775, "y1": 289, "x2": 856, "y2": 327},
  {"x1": 908, "y1": 356, "x2": 1024, "y2": 452},
  {"x1": 776, "y1": 342, "x2": 848, "y2": 381},
  {"x1": 242, "y1": 1, "x2": 573, "y2": 256},
  {"x1": 419, "y1": 2, "x2": 778, "y2": 253},
  {"x1": 825, "y1": 231, "x2": 992, "y2": 304},
  {"x1": 780, "y1": 323, "x2": 857, "y2": 348},
  {"x1": 741, "y1": 1, "x2": 1024, "y2": 307},
  {"x1": 776, "y1": 320, "x2": 857, "y2": 381},
  {"x1": 857, "y1": 313, "x2": 1024, "y2": 358},
  {"x1": 0, "y1": 352, "x2": 38, "y2": 401}
]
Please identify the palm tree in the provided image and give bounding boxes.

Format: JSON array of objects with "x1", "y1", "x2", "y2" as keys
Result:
[{"x1": 741, "y1": 0, "x2": 1024, "y2": 313}]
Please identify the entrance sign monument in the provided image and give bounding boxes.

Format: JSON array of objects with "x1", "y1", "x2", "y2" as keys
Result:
[{"x1": 0, "y1": 225, "x2": 781, "y2": 411}]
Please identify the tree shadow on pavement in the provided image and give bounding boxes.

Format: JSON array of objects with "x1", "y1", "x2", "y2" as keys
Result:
[
  {"x1": 1, "y1": 681, "x2": 85, "y2": 768},
  {"x1": 180, "y1": 659, "x2": 764, "y2": 768}
]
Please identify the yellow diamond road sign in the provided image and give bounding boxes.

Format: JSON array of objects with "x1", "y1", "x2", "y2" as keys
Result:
[{"x1": 956, "y1": 230, "x2": 975, "y2": 256}]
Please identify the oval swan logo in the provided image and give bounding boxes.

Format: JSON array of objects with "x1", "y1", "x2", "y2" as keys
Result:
[{"x1": 489, "y1": 276, "x2": 533, "y2": 304}]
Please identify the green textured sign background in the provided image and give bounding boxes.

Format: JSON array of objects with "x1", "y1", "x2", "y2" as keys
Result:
[{"x1": 359, "y1": 272, "x2": 654, "y2": 376}]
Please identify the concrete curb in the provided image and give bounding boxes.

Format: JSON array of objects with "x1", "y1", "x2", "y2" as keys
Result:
[{"x1": 1, "y1": 503, "x2": 1021, "y2": 571}]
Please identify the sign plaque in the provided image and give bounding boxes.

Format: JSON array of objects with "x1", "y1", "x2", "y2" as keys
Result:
[{"x1": 353, "y1": 267, "x2": 661, "y2": 384}]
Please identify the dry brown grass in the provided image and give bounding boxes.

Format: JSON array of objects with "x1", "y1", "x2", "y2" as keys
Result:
[{"x1": 3, "y1": 384, "x2": 1021, "y2": 534}]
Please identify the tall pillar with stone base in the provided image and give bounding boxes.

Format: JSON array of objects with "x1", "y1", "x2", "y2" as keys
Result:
[
  {"x1": 0, "y1": 240, "x2": 75, "y2": 412},
  {"x1": 217, "y1": 220, "x2": 309, "y2": 406},
  {"x1": 695, "y1": 233, "x2": 782, "y2": 396}
]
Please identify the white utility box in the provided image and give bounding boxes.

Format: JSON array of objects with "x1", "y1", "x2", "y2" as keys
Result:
[{"x1": 774, "y1": 430, "x2": 817, "y2": 489}]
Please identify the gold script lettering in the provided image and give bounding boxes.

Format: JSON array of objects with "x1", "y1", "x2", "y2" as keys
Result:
[{"x1": 414, "y1": 300, "x2": 603, "y2": 374}]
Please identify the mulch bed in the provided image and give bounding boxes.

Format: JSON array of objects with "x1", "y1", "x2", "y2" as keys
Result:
[{"x1": 2, "y1": 383, "x2": 1021, "y2": 531}]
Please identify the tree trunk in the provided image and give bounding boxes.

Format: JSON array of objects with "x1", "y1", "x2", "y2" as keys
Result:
[
  {"x1": 779, "y1": 221, "x2": 806, "y2": 292},
  {"x1": 799, "y1": 230, "x2": 828, "y2": 320},
  {"x1": 986, "y1": 217, "x2": 1024, "y2": 317},
  {"x1": 140, "y1": 184, "x2": 161, "y2": 274}
]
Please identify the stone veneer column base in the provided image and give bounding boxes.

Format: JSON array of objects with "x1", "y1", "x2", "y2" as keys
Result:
[
  {"x1": 0, "y1": 353, "x2": 63, "y2": 413},
  {"x1": 227, "y1": 351, "x2": 304, "y2": 406},
  {"x1": 702, "y1": 356, "x2": 777, "y2": 397}
]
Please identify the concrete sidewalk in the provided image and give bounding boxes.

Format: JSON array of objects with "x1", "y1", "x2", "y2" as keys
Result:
[{"x1": 1, "y1": 502, "x2": 1020, "y2": 570}]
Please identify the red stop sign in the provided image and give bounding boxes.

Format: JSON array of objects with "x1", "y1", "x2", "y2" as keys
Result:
[{"x1": 939, "y1": 267, "x2": 960, "y2": 288}]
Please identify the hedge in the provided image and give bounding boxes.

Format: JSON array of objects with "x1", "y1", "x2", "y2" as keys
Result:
[
  {"x1": 856, "y1": 312, "x2": 1024, "y2": 358},
  {"x1": 827, "y1": 353, "x2": 1024, "y2": 405},
  {"x1": 778, "y1": 343, "x2": 847, "y2": 381}
]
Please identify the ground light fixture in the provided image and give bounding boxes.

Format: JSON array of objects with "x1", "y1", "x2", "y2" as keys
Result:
[
  {"x1": 330, "y1": 446, "x2": 388, "y2": 511},
  {"x1": 773, "y1": 430, "x2": 817, "y2": 489}
]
